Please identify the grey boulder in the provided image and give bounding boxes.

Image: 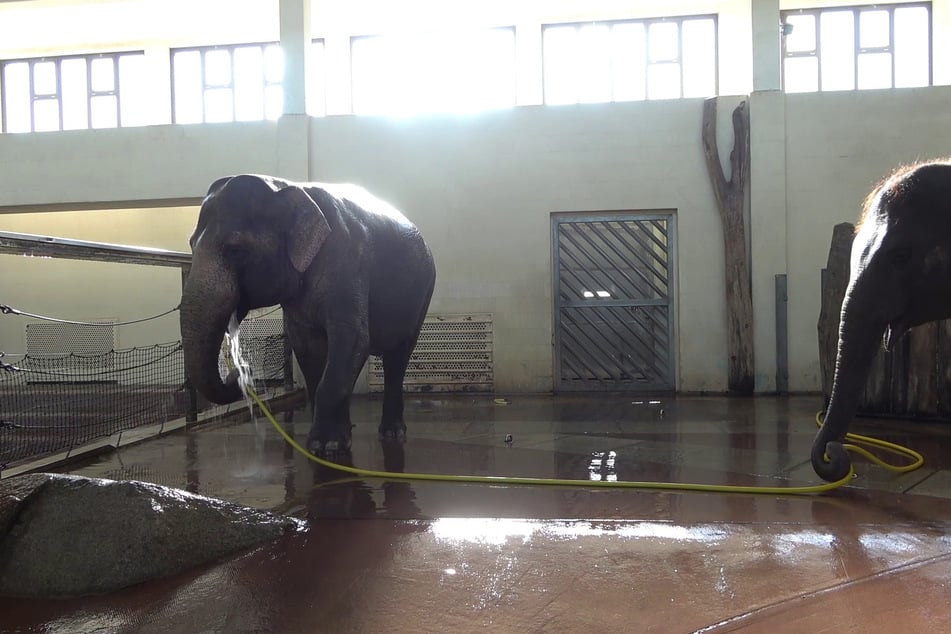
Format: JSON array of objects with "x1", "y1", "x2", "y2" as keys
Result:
[{"x1": 0, "y1": 473, "x2": 303, "y2": 598}]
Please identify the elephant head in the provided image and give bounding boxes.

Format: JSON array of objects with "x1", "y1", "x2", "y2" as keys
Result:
[
  {"x1": 813, "y1": 160, "x2": 951, "y2": 481},
  {"x1": 180, "y1": 174, "x2": 331, "y2": 404}
]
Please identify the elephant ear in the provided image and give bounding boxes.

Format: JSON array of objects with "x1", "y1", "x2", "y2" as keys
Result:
[{"x1": 276, "y1": 186, "x2": 332, "y2": 273}]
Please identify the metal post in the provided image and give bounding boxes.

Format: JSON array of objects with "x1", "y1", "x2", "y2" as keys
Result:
[
  {"x1": 775, "y1": 273, "x2": 789, "y2": 394},
  {"x1": 181, "y1": 264, "x2": 199, "y2": 423},
  {"x1": 282, "y1": 312, "x2": 294, "y2": 391}
]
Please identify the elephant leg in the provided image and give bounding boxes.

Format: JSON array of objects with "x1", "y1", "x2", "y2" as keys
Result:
[
  {"x1": 379, "y1": 340, "x2": 413, "y2": 440},
  {"x1": 308, "y1": 323, "x2": 369, "y2": 456},
  {"x1": 285, "y1": 320, "x2": 327, "y2": 408}
]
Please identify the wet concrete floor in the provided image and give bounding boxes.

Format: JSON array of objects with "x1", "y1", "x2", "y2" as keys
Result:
[{"x1": 3, "y1": 394, "x2": 951, "y2": 632}]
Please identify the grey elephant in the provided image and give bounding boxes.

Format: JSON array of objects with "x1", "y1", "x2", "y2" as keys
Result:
[
  {"x1": 813, "y1": 159, "x2": 951, "y2": 481},
  {"x1": 180, "y1": 174, "x2": 436, "y2": 455}
]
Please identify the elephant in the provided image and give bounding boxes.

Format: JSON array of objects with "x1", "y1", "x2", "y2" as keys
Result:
[
  {"x1": 812, "y1": 159, "x2": 951, "y2": 481},
  {"x1": 180, "y1": 174, "x2": 436, "y2": 455}
]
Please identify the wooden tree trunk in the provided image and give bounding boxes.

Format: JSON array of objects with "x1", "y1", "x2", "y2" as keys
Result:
[{"x1": 702, "y1": 98, "x2": 754, "y2": 394}]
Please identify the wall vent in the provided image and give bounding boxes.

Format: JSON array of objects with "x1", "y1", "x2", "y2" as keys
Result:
[{"x1": 369, "y1": 313, "x2": 494, "y2": 393}]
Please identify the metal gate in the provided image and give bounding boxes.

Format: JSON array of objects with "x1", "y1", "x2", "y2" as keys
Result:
[{"x1": 552, "y1": 213, "x2": 675, "y2": 391}]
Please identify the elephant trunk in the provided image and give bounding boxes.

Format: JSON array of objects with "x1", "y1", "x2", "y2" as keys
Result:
[
  {"x1": 180, "y1": 259, "x2": 244, "y2": 405},
  {"x1": 811, "y1": 281, "x2": 886, "y2": 481}
]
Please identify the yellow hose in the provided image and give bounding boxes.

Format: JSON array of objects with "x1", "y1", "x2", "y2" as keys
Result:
[
  {"x1": 815, "y1": 411, "x2": 925, "y2": 473},
  {"x1": 247, "y1": 389, "x2": 923, "y2": 496}
]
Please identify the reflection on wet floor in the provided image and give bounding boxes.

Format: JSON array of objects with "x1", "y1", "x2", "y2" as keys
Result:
[{"x1": 4, "y1": 394, "x2": 951, "y2": 631}]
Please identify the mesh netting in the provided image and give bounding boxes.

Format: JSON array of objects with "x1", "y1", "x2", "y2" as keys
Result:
[{"x1": 0, "y1": 333, "x2": 290, "y2": 470}]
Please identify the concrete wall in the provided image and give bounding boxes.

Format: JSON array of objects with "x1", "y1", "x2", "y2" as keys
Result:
[
  {"x1": 0, "y1": 99, "x2": 734, "y2": 393},
  {"x1": 310, "y1": 100, "x2": 736, "y2": 392}
]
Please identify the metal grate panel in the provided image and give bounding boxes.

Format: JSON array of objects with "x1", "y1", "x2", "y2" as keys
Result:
[
  {"x1": 368, "y1": 314, "x2": 494, "y2": 392},
  {"x1": 23, "y1": 321, "x2": 118, "y2": 380},
  {"x1": 553, "y1": 214, "x2": 675, "y2": 391}
]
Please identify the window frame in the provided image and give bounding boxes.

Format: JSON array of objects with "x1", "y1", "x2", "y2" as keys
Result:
[
  {"x1": 540, "y1": 14, "x2": 720, "y2": 105},
  {"x1": 780, "y1": 2, "x2": 933, "y2": 92},
  {"x1": 0, "y1": 51, "x2": 142, "y2": 133},
  {"x1": 170, "y1": 41, "x2": 284, "y2": 124}
]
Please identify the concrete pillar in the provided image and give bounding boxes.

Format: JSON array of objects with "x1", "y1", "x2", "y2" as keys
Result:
[
  {"x1": 276, "y1": 0, "x2": 312, "y2": 182},
  {"x1": 748, "y1": 0, "x2": 789, "y2": 392},
  {"x1": 752, "y1": 0, "x2": 782, "y2": 92},
  {"x1": 749, "y1": 90, "x2": 787, "y2": 393},
  {"x1": 279, "y1": 0, "x2": 311, "y2": 116}
]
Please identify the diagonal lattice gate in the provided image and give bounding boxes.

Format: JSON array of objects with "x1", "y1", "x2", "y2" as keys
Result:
[{"x1": 552, "y1": 213, "x2": 675, "y2": 391}]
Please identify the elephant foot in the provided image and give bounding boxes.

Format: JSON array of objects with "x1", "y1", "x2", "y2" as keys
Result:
[
  {"x1": 378, "y1": 421, "x2": 407, "y2": 441},
  {"x1": 307, "y1": 428, "x2": 352, "y2": 458}
]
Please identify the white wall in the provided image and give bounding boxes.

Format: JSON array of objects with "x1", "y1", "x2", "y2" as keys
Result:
[{"x1": 0, "y1": 122, "x2": 283, "y2": 206}]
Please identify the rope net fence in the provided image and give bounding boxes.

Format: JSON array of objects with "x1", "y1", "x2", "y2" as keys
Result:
[
  {"x1": 0, "y1": 318, "x2": 292, "y2": 471},
  {"x1": 0, "y1": 231, "x2": 300, "y2": 473}
]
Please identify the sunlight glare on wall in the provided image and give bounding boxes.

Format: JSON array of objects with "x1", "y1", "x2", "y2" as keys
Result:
[{"x1": 350, "y1": 27, "x2": 516, "y2": 116}]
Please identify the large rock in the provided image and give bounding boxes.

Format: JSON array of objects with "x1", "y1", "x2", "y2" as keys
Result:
[{"x1": 0, "y1": 473, "x2": 303, "y2": 598}]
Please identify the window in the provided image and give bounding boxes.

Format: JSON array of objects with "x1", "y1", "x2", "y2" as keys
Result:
[
  {"x1": 1, "y1": 52, "x2": 146, "y2": 133},
  {"x1": 172, "y1": 43, "x2": 283, "y2": 124},
  {"x1": 350, "y1": 27, "x2": 516, "y2": 116},
  {"x1": 307, "y1": 39, "x2": 327, "y2": 117},
  {"x1": 542, "y1": 16, "x2": 717, "y2": 105},
  {"x1": 782, "y1": 3, "x2": 931, "y2": 92}
]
